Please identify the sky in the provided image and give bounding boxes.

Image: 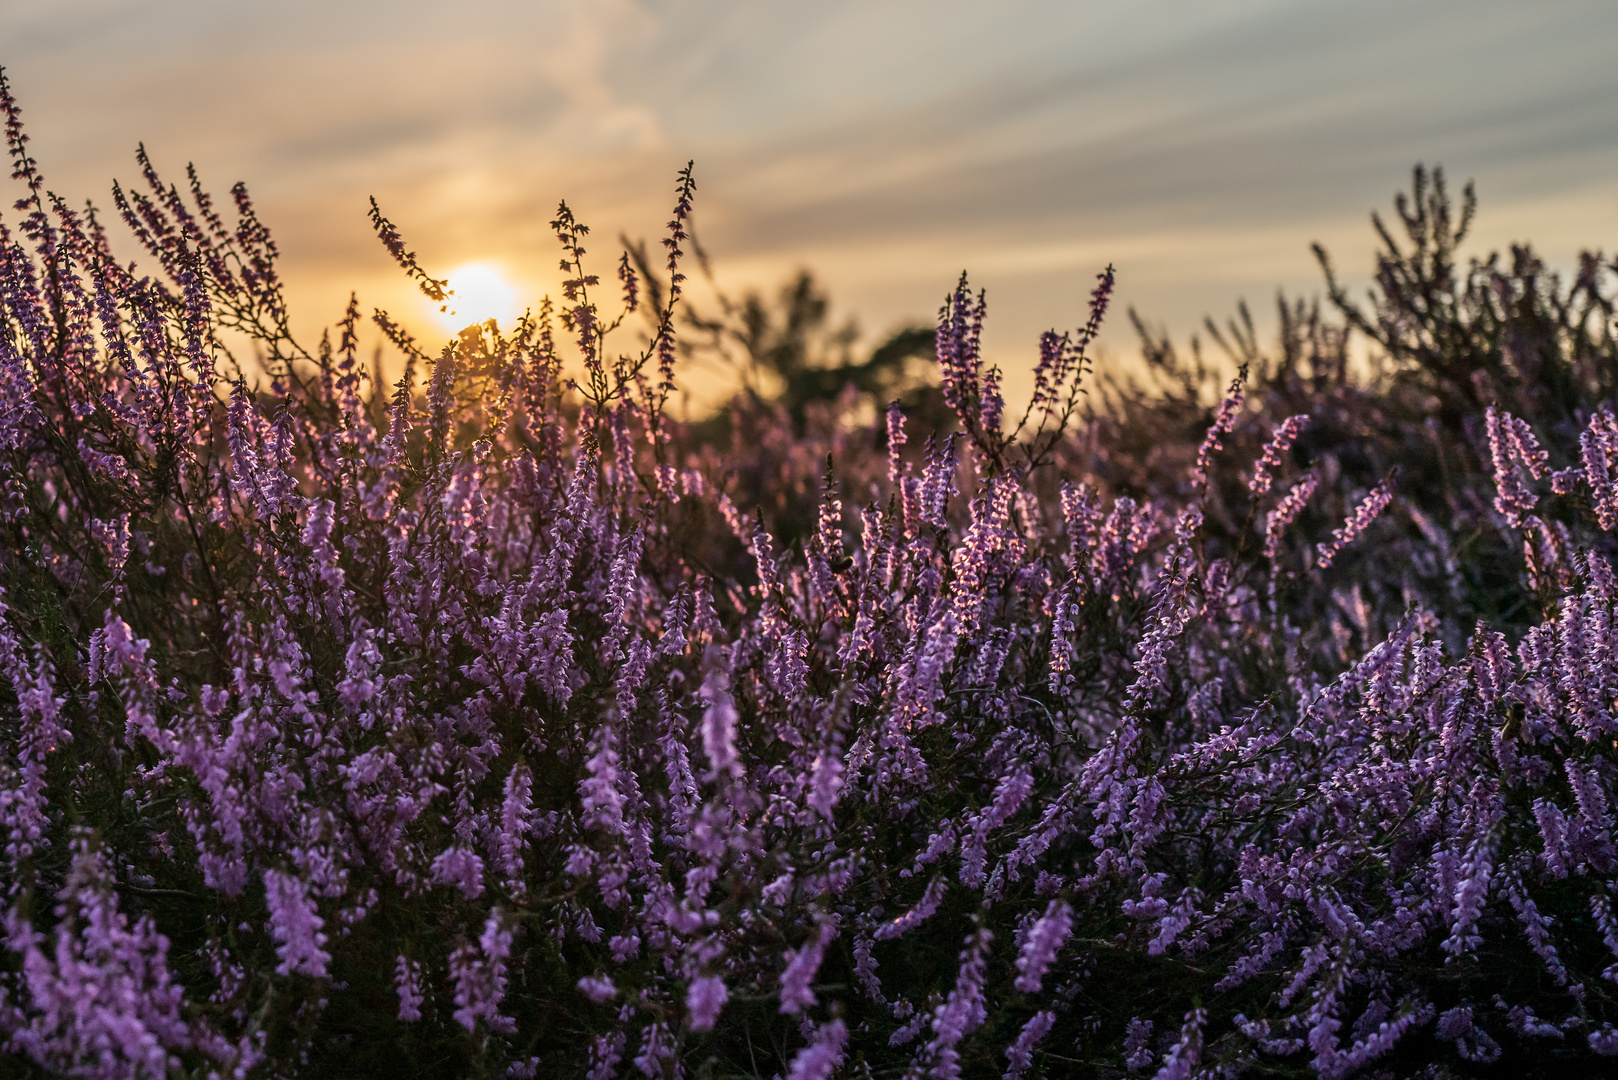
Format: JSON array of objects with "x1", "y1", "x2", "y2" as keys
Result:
[{"x1": 4, "y1": 0, "x2": 1617, "y2": 409}]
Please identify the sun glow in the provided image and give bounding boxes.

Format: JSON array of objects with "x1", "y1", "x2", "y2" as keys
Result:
[{"x1": 435, "y1": 262, "x2": 521, "y2": 331}]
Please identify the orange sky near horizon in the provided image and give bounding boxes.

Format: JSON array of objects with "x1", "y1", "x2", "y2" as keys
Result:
[{"x1": 4, "y1": 0, "x2": 1617, "y2": 415}]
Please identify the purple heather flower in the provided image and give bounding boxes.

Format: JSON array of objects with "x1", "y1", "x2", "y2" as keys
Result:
[
  {"x1": 686, "y1": 974, "x2": 728, "y2": 1031},
  {"x1": 580, "y1": 721, "x2": 628, "y2": 835},
  {"x1": 924, "y1": 928, "x2": 994, "y2": 1080},
  {"x1": 1436, "y1": 1006, "x2": 1473, "y2": 1042},
  {"x1": 875, "y1": 875, "x2": 949, "y2": 941},
  {"x1": 700, "y1": 655, "x2": 742, "y2": 779},
  {"x1": 887, "y1": 399, "x2": 909, "y2": 489},
  {"x1": 1061, "y1": 482, "x2": 1101, "y2": 568},
  {"x1": 1509, "y1": 880, "x2": 1570, "y2": 984},
  {"x1": 578, "y1": 974, "x2": 617, "y2": 1004},
  {"x1": 1487, "y1": 406, "x2": 1548, "y2": 527},
  {"x1": 1315, "y1": 478, "x2": 1393, "y2": 570},
  {"x1": 1091, "y1": 495, "x2": 1157, "y2": 590},
  {"x1": 786, "y1": 1019, "x2": 848, "y2": 1080},
  {"x1": 1123, "y1": 1017, "x2": 1154, "y2": 1072},
  {"x1": 1048, "y1": 583, "x2": 1076, "y2": 691},
  {"x1": 919, "y1": 433, "x2": 960, "y2": 529},
  {"x1": 587, "y1": 1033, "x2": 626, "y2": 1080},
  {"x1": 1443, "y1": 831, "x2": 1496, "y2": 959},
  {"x1": 780, "y1": 920, "x2": 836, "y2": 1014},
  {"x1": 1590, "y1": 1025, "x2": 1618, "y2": 1056},
  {"x1": 497, "y1": 763, "x2": 534, "y2": 888},
  {"x1": 852, "y1": 934, "x2": 885, "y2": 1005},
  {"x1": 768, "y1": 628, "x2": 810, "y2": 700},
  {"x1": 451, "y1": 909, "x2": 515, "y2": 1034},
  {"x1": 1013, "y1": 900, "x2": 1073, "y2": 994},
  {"x1": 961, "y1": 763, "x2": 1034, "y2": 887},
  {"x1": 632, "y1": 1020, "x2": 674, "y2": 1078},
  {"x1": 1249, "y1": 414, "x2": 1310, "y2": 496},
  {"x1": 263, "y1": 868, "x2": 330, "y2": 979},
  {"x1": 395, "y1": 956, "x2": 424, "y2": 1022},
  {"x1": 0, "y1": 606, "x2": 70, "y2": 872},
  {"x1": 663, "y1": 162, "x2": 695, "y2": 293},
  {"x1": 1505, "y1": 1004, "x2": 1564, "y2": 1040},
  {"x1": 1534, "y1": 798, "x2": 1572, "y2": 878},
  {"x1": 1152, "y1": 1008, "x2": 1206, "y2": 1080},
  {"x1": 980, "y1": 363, "x2": 1004, "y2": 432},
  {"x1": 1565, "y1": 759, "x2": 1609, "y2": 828},
  {"x1": 431, "y1": 847, "x2": 486, "y2": 900},
  {"x1": 617, "y1": 250, "x2": 638, "y2": 312},
  {"x1": 1190, "y1": 367, "x2": 1246, "y2": 490},
  {"x1": 530, "y1": 609, "x2": 576, "y2": 705},
  {"x1": 808, "y1": 735, "x2": 845, "y2": 821},
  {"x1": 1003, "y1": 1010, "x2": 1055, "y2": 1080},
  {"x1": 1324, "y1": 1002, "x2": 1434, "y2": 1076},
  {"x1": 1580, "y1": 409, "x2": 1618, "y2": 529},
  {"x1": 894, "y1": 612, "x2": 960, "y2": 729},
  {"x1": 1264, "y1": 468, "x2": 1319, "y2": 560},
  {"x1": 935, "y1": 275, "x2": 987, "y2": 423},
  {"x1": 1030, "y1": 330, "x2": 1066, "y2": 414}
]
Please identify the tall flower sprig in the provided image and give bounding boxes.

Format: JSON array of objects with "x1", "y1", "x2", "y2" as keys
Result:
[
  {"x1": 1190, "y1": 364, "x2": 1247, "y2": 492},
  {"x1": 1315, "y1": 476, "x2": 1395, "y2": 570},
  {"x1": 1015, "y1": 263, "x2": 1116, "y2": 475},
  {"x1": 1486, "y1": 406, "x2": 1548, "y2": 528},
  {"x1": 1249, "y1": 414, "x2": 1310, "y2": 496}
]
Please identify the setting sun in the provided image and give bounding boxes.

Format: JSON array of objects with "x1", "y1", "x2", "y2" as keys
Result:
[{"x1": 436, "y1": 261, "x2": 520, "y2": 331}]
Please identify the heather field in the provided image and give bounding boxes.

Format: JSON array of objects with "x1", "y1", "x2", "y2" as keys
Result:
[{"x1": 7, "y1": 63, "x2": 1618, "y2": 1080}]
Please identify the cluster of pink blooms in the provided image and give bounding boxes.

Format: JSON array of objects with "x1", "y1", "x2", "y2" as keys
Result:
[{"x1": 6, "y1": 69, "x2": 1618, "y2": 1079}]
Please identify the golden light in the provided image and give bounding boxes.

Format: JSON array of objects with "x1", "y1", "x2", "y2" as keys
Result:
[{"x1": 435, "y1": 262, "x2": 520, "y2": 332}]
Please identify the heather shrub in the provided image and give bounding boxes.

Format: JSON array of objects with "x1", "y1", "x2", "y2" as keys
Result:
[{"x1": 7, "y1": 67, "x2": 1618, "y2": 1080}]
